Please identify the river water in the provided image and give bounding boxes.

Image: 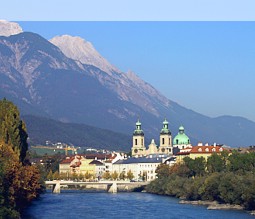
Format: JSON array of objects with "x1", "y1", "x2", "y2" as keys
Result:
[{"x1": 22, "y1": 191, "x2": 254, "y2": 219}]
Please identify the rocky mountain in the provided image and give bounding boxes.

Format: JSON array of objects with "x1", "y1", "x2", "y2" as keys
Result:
[
  {"x1": 1, "y1": 21, "x2": 255, "y2": 148},
  {"x1": 0, "y1": 20, "x2": 23, "y2": 37},
  {"x1": 50, "y1": 35, "x2": 170, "y2": 117},
  {"x1": 50, "y1": 35, "x2": 120, "y2": 75}
]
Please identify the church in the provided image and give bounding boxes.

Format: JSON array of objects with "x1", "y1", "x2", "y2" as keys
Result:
[{"x1": 131, "y1": 119, "x2": 191, "y2": 157}]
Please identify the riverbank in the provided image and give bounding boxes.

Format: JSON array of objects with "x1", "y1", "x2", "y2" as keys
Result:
[
  {"x1": 179, "y1": 199, "x2": 255, "y2": 216},
  {"x1": 179, "y1": 200, "x2": 244, "y2": 210}
]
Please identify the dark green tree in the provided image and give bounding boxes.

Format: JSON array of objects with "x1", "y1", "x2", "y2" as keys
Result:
[
  {"x1": 207, "y1": 153, "x2": 226, "y2": 173},
  {"x1": 183, "y1": 157, "x2": 206, "y2": 177}
]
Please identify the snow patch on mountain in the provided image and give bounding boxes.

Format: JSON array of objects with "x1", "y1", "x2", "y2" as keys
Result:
[
  {"x1": 0, "y1": 20, "x2": 23, "y2": 36},
  {"x1": 50, "y1": 35, "x2": 120, "y2": 75}
]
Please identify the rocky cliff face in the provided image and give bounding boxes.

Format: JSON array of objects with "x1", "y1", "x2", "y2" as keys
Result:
[
  {"x1": 50, "y1": 35, "x2": 170, "y2": 117},
  {"x1": 1, "y1": 22, "x2": 255, "y2": 147},
  {"x1": 0, "y1": 20, "x2": 23, "y2": 37}
]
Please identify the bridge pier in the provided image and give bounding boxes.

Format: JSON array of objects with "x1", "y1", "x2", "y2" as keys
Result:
[
  {"x1": 52, "y1": 181, "x2": 61, "y2": 193},
  {"x1": 108, "y1": 182, "x2": 117, "y2": 193}
]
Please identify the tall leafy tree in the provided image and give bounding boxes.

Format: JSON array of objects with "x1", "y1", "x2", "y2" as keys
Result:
[
  {"x1": 0, "y1": 99, "x2": 42, "y2": 217},
  {"x1": 0, "y1": 98, "x2": 28, "y2": 163}
]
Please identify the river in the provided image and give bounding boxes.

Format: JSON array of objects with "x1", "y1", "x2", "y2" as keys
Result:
[{"x1": 22, "y1": 191, "x2": 254, "y2": 219}]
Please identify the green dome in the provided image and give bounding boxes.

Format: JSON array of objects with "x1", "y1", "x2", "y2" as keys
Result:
[{"x1": 173, "y1": 126, "x2": 190, "y2": 145}]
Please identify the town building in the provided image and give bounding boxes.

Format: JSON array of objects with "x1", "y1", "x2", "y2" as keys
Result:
[
  {"x1": 59, "y1": 153, "x2": 123, "y2": 179},
  {"x1": 131, "y1": 119, "x2": 173, "y2": 157},
  {"x1": 89, "y1": 160, "x2": 105, "y2": 179},
  {"x1": 176, "y1": 143, "x2": 228, "y2": 162},
  {"x1": 112, "y1": 155, "x2": 168, "y2": 181},
  {"x1": 189, "y1": 144, "x2": 226, "y2": 160}
]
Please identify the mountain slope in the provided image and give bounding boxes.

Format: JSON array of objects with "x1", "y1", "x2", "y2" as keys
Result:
[
  {"x1": 23, "y1": 115, "x2": 131, "y2": 151},
  {"x1": 0, "y1": 22, "x2": 255, "y2": 148}
]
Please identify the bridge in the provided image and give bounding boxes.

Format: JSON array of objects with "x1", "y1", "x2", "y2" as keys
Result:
[{"x1": 45, "y1": 180, "x2": 149, "y2": 193}]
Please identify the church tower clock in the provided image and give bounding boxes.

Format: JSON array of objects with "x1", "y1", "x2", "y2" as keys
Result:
[{"x1": 158, "y1": 118, "x2": 173, "y2": 155}]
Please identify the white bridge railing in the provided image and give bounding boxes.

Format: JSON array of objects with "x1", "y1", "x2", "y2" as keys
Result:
[{"x1": 45, "y1": 180, "x2": 148, "y2": 193}]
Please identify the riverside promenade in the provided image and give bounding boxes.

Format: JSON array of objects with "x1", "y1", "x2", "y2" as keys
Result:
[{"x1": 45, "y1": 180, "x2": 149, "y2": 193}]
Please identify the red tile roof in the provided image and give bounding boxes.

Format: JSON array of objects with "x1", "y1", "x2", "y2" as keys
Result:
[
  {"x1": 60, "y1": 155, "x2": 82, "y2": 164},
  {"x1": 60, "y1": 157, "x2": 74, "y2": 164},
  {"x1": 190, "y1": 146, "x2": 226, "y2": 154}
]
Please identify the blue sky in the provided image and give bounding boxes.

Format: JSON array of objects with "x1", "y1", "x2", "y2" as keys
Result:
[
  {"x1": 18, "y1": 21, "x2": 255, "y2": 122},
  {"x1": 1, "y1": 1, "x2": 255, "y2": 121},
  {"x1": 2, "y1": 0, "x2": 255, "y2": 21}
]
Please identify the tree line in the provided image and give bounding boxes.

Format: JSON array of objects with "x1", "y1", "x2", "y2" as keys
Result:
[
  {"x1": 46, "y1": 169, "x2": 135, "y2": 181},
  {"x1": 0, "y1": 99, "x2": 43, "y2": 218},
  {"x1": 147, "y1": 151, "x2": 255, "y2": 210}
]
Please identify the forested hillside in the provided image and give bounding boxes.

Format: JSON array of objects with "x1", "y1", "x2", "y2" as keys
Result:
[{"x1": 23, "y1": 115, "x2": 132, "y2": 151}]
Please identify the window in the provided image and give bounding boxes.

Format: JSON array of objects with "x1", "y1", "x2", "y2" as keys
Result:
[
  {"x1": 141, "y1": 139, "x2": 143, "y2": 146},
  {"x1": 198, "y1": 148, "x2": 202, "y2": 152},
  {"x1": 162, "y1": 138, "x2": 165, "y2": 145},
  {"x1": 205, "y1": 148, "x2": 209, "y2": 152},
  {"x1": 135, "y1": 139, "x2": 137, "y2": 145}
]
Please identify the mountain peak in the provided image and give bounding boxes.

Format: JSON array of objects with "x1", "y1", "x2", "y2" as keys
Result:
[
  {"x1": 50, "y1": 34, "x2": 120, "y2": 75},
  {"x1": 0, "y1": 20, "x2": 23, "y2": 37}
]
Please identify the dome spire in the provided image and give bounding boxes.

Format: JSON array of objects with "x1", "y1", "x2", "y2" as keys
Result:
[
  {"x1": 134, "y1": 118, "x2": 144, "y2": 136},
  {"x1": 160, "y1": 118, "x2": 171, "y2": 134}
]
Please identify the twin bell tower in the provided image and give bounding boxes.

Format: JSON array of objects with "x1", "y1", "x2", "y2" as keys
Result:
[{"x1": 131, "y1": 119, "x2": 173, "y2": 157}]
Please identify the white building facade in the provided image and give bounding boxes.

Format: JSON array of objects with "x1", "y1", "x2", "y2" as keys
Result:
[{"x1": 112, "y1": 155, "x2": 168, "y2": 181}]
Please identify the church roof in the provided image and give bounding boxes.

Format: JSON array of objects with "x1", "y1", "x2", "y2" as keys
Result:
[{"x1": 173, "y1": 126, "x2": 190, "y2": 145}]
